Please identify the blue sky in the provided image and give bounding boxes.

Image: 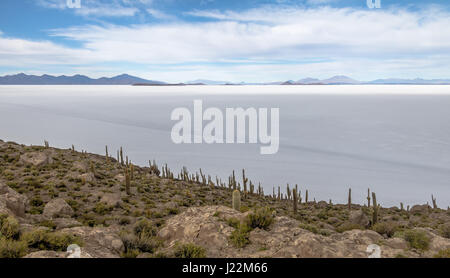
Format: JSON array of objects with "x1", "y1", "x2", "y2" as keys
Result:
[{"x1": 1, "y1": 0, "x2": 450, "y2": 82}]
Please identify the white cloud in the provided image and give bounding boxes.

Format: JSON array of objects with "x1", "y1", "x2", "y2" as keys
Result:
[
  {"x1": 37, "y1": 0, "x2": 140, "y2": 17},
  {"x1": 2, "y1": 6, "x2": 450, "y2": 81},
  {"x1": 146, "y1": 9, "x2": 175, "y2": 20}
]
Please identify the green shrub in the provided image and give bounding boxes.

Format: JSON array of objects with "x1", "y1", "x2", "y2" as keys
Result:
[
  {"x1": 0, "y1": 239, "x2": 27, "y2": 258},
  {"x1": 440, "y1": 223, "x2": 450, "y2": 239},
  {"x1": 434, "y1": 248, "x2": 450, "y2": 258},
  {"x1": 121, "y1": 248, "x2": 140, "y2": 258},
  {"x1": 174, "y1": 243, "x2": 206, "y2": 258},
  {"x1": 229, "y1": 223, "x2": 251, "y2": 248},
  {"x1": 121, "y1": 232, "x2": 161, "y2": 254},
  {"x1": 134, "y1": 219, "x2": 157, "y2": 238},
  {"x1": 245, "y1": 207, "x2": 274, "y2": 230},
  {"x1": 21, "y1": 230, "x2": 82, "y2": 251},
  {"x1": 226, "y1": 217, "x2": 240, "y2": 229},
  {"x1": 402, "y1": 230, "x2": 430, "y2": 251},
  {"x1": 299, "y1": 223, "x2": 319, "y2": 234},
  {"x1": 39, "y1": 220, "x2": 57, "y2": 230},
  {"x1": 336, "y1": 222, "x2": 363, "y2": 233},
  {"x1": 30, "y1": 196, "x2": 44, "y2": 207},
  {"x1": 0, "y1": 216, "x2": 20, "y2": 240},
  {"x1": 93, "y1": 202, "x2": 113, "y2": 215},
  {"x1": 119, "y1": 217, "x2": 131, "y2": 225}
]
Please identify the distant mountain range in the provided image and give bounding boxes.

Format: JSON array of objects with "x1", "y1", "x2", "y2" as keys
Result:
[
  {"x1": 1, "y1": 73, "x2": 450, "y2": 85},
  {"x1": 0, "y1": 73, "x2": 165, "y2": 85}
]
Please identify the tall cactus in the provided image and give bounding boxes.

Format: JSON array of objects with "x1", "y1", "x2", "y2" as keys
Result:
[
  {"x1": 242, "y1": 169, "x2": 248, "y2": 194},
  {"x1": 348, "y1": 188, "x2": 352, "y2": 210},
  {"x1": 90, "y1": 161, "x2": 95, "y2": 175},
  {"x1": 305, "y1": 189, "x2": 309, "y2": 204},
  {"x1": 130, "y1": 163, "x2": 134, "y2": 180},
  {"x1": 232, "y1": 190, "x2": 241, "y2": 211},
  {"x1": 372, "y1": 192, "x2": 379, "y2": 225},
  {"x1": 105, "y1": 145, "x2": 109, "y2": 162},
  {"x1": 431, "y1": 195, "x2": 437, "y2": 209},
  {"x1": 293, "y1": 188, "x2": 298, "y2": 214},
  {"x1": 120, "y1": 147, "x2": 124, "y2": 166},
  {"x1": 125, "y1": 167, "x2": 131, "y2": 195},
  {"x1": 367, "y1": 188, "x2": 371, "y2": 207}
]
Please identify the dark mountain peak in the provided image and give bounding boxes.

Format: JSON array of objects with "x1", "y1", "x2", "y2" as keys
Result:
[{"x1": 0, "y1": 73, "x2": 165, "y2": 85}]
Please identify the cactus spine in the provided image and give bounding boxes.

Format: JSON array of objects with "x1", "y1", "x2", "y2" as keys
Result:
[{"x1": 232, "y1": 190, "x2": 241, "y2": 211}]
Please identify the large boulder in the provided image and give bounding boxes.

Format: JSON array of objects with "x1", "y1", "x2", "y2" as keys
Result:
[
  {"x1": 43, "y1": 198, "x2": 74, "y2": 218},
  {"x1": 0, "y1": 182, "x2": 27, "y2": 218},
  {"x1": 349, "y1": 210, "x2": 370, "y2": 227},
  {"x1": 19, "y1": 151, "x2": 53, "y2": 167},
  {"x1": 60, "y1": 226, "x2": 124, "y2": 258},
  {"x1": 99, "y1": 193, "x2": 122, "y2": 208},
  {"x1": 410, "y1": 205, "x2": 431, "y2": 215},
  {"x1": 158, "y1": 206, "x2": 244, "y2": 257}
]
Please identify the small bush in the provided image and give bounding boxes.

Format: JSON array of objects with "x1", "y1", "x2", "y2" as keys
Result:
[
  {"x1": 440, "y1": 223, "x2": 450, "y2": 239},
  {"x1": 245, "y1": 207, "x2": 274, "y2": 230},
  {"x1": 21, "y1": 230, "x2": 82, "y2": 251},
  {"x1": 119, "y1": 217, "x2": 131, "y2": 225},
  {"x1": 0, "y1": 239, "x2": 27, "y2": 258},
  {"x1": 30, "y1": 196, "x2": 44, "y2": 207},
  {"x1": 174, "y1": 243, "x2": 206, "y2": 258},
  {"x1": 39, "y1": 220, "x2": 57, "y2": 230},
  {"x1": 121, "y1": 232, "x2": 161, "y2": 255},
  {"x1": 0, "y1": 216, "x2": 20, "y2": 240},
  {"x1": 336, "y1": 222, "x2": 363, "y2": 233},
  {"x1": 299, "y1": 223, "x2": 319, "y2": 234},
  {"x1": 226, "y1": 217, "x2": 240, "y2": 229},
  {"x1": 134, "y1": 219, "x2": 157, "y2": 238},
  {"x1": 229, "y1": 223, "x2": 251, "y2": 248},
  {"x1": 93, "y1": 202, "x2": 113, "y2": 215},
  {"x1": 402, "y1": 230, "x2": 430, "y2": 251},
  {"x1": 433, "y1": 248, "x2": 450, "y2": 258}
]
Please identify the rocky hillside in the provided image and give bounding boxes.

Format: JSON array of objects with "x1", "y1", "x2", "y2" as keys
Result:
[{"x1": 0, "y1": 139, "x2": 449, "y2": 258}]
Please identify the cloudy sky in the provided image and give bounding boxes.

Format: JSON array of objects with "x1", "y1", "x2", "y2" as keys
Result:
[{"x1": 0, "y1": 0, "x2": 450, "y2": 82}]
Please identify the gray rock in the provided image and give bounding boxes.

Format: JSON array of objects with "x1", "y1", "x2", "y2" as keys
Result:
[
  {"x1": 43, "y1": 198, "x2": 74, "y2": 218},
  {"x1": 0, "y1": 182, "x2": 27, "y2": 218},
  {"x1": 349, "y1": 210, "x2": 370, "y2": 227},
  {"x1": 19, "y1": 151, "x2": 53, "y2": 167},
  {"x1": 410, "y1": 205, "x2": 431, "y2": 215}
]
